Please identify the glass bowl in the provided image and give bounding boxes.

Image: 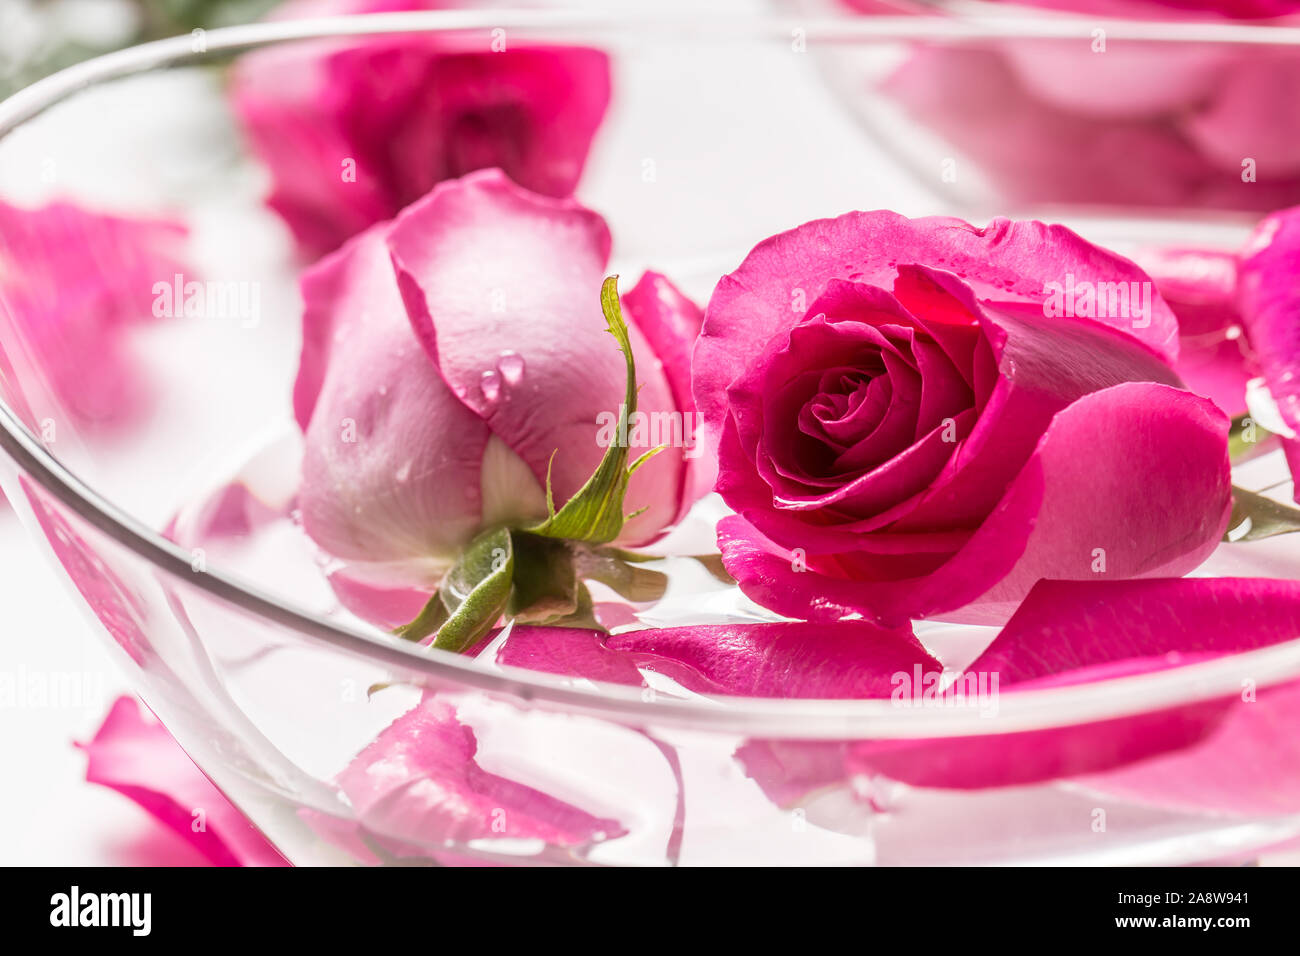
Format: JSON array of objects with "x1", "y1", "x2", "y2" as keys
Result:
[{"x1": 1, "y1": 9, "x2": 1299, "y2": 866}]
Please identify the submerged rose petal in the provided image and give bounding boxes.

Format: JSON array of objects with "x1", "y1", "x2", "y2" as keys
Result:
[
  {"x1": 853, "y1": 577, "x2": 1300, "y2": 791},
  {"x1": 1077, "y1": 680, "x2": 1300, "y2": 817},
  {"x1": 490, "y1": 621, "x2": 939, "y2": 699},
  {"x1": 79, "y1": 697, "x2": 286, "y2": 867},
  {"x1": 337, "y1": 695, "x2": 625, "y2": 850}
]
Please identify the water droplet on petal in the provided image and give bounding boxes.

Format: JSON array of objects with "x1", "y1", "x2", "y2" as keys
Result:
[
  {"x1": 497, "y1": 350, "x2": 525, "y2": 385},
  {"x1": 395, "y1": 461, "x2": 412, "y2": 483},
  {"x1": 480, "y1": 369, "x2": 501, "y2": 403}
]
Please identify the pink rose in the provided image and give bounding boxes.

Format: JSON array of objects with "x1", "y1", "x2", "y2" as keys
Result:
[
  {"x1": 693, "y1": 211, "x2": 1232, "y2": 625},
  {"x1": 295, "y1": 169, "x2": 702, "y2": 593},
  {"x1": 230, "y1": 0, "x2": 610, "y2": 259}
]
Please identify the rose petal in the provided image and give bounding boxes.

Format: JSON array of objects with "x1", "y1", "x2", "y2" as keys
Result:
[
  {"x1": 1077, "y1": 680, "x2": 1300, "y2": 817},
  {"x1": 338, "y1": 695, "x2": 624, "y2": 848},
  {"x1": 617, "y1": 271, "x2": 711, "y2": 525},
  {"x1": 296, "y1": 227, "x2": 492, "y2": 581},
  {"x1": 386, "y1": 169, "x2": 688, "y2": 545},
  {"x1": 1134, "y1": 246, "x2": 1240, "y2": 340},
  {"x1": 880, "y1": 45, "x2": 1218, "y2": 209},
  {"x1": 695, "y1": 204, "x2": 1181, "y2": 457},
  {"x1": 1237, "y1": 206, "x2": 1300, "y2": 435},
  {"x1": 722, "y1": 382, "x2": 1230, "y2": 625},
  {"x1": 852, "y1": 576, "x2": 1300, "y2": 792},
  {"x1": 79, "y1": 697, "x2": 286, "y2": 867},
  {"x1": 1003, "y1": 38, "x2": 1229, "y2": 121},
  {"x1": 489, "y1": 620, "x2": 939, "y2": 700}
]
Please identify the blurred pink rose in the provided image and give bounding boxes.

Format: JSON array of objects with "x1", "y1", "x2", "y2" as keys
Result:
[
  {"x1": 693, "y1": 211, "x2": 1232, "y2": 625},
  {"x1": 295, "y1": 169, "x2": 702, "y2": 592},
  {"x1": 875, "y1": 3, "x2": 1300, "y2": 211},
  {"x1": 972, "y1": 0, "x2": 1300, "y2": 19},
  {"x1": 231, "y1": 0, "x2": 610, "y2": 259},
  {"x1": 0, "y1": 200, "x2": 186, "y2": 427}
]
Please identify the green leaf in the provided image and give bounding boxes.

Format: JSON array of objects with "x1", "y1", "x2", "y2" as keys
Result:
[
  {"x1": 507, "y1": 531, "x2": 580, "y2": 624},
  {"x1": 1225, "y1": 486, "x2": 1300, "y2": 542},
  {"x1": 527, "y1": 276, "x2": 652, "y2": 546}
]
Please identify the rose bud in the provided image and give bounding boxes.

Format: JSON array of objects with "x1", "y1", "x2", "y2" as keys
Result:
[
  {"x1": 230, "y1": 0, "x2": 611, "y2": 259},
  {"x1": 694, "y1": 211, "x2": 1232, "y2": 626},
  {"x1": 294, "y1": 169, "x2": 703, "y2": 645}
]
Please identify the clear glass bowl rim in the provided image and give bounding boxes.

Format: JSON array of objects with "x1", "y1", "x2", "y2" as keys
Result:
[{"x1": 3, "y1": 8, "x2": 1299, "y2": 740}]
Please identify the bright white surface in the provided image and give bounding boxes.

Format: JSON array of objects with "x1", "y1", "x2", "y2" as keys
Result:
[{"x1": 0, "y1": 511, "x2": 209, "y2": 865}]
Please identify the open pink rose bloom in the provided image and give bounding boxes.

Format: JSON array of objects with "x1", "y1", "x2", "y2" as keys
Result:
[{"x1": 4, "y1": 4, "x2": 1300, "y2": 867}]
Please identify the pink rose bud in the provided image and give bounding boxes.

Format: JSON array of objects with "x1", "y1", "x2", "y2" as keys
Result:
[{"x1": 294, "y1": 169, "x2": 702, "y2": 593}]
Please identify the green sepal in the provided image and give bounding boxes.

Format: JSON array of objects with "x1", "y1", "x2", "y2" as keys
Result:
[
  {"x1": 579, "y1": 548, "x2": 669, "y2": 603},
  {"x1": 507, "y1": 531, "x2": 580, "y2": 624},
  {"x1": 688, "y1": 553, "x2": 736, "y2": 585},
  {"x1": 527, "y1": 276, "x2": 656, "y2": 546},
  {"x1": 545, "y1": 582, "x2": 604, "y2": 631},
  {"x1": 393, "y1": 592, "x2": 450, "y2": 643},
  {"x1": 395, "y1": 526, "x2": 514, "y2": 652},
  {"x1": 1228, "y1": 413, "x2": 1278, "y2": 464},
  {"x1": 1224, "y1": 485, "x2": 1300, "y2": 542}
]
